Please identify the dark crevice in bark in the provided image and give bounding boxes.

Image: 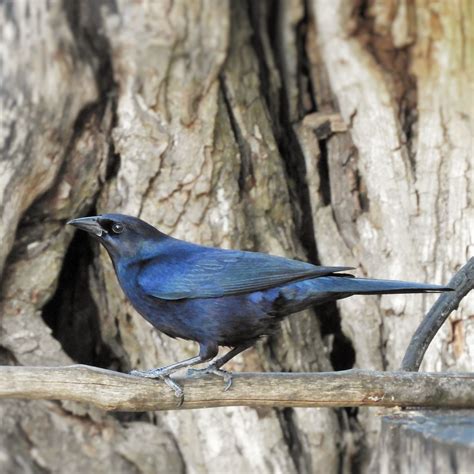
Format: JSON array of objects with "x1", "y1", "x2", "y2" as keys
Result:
[
  {"x1": 354, "y1": 167, "x2": 370, "y2": 213},
  {"x1": 399, "y1": 83, "x2": 418, "y2": 174},
  {"x1": 336, "y1": 408, "x2": 367, "y2": 474},
  {"x1": 219, "y1": 77, "x2": 256, "y2": 200},
  {"x1": 295, "y1": 16, "x2": 318, "y2": 117},
  {"x1": 318, "y1": 304, "x2": 355, "y2": 371},
  {"x1": 42, "y1": 230, "x2": 121, "y2": 369},
  {"x1": 381, "y1": 335, "x2": 389, "y2": 372},
  {"x1": 346, "y1": 410, "x2": 368, "y2": 474},
  {"x1": 0, "y1": 346, "x2": 17, "y2": 365},
  {"x1": 279, "y1": 408, "x2": 311, "y2": 474},
  {"x1": 248, "y1": 0, "x2": 318, "y2": 264},
  {"x1": 112, "y1": 411, "x2": 152, "y2": 424},
  {"x1": 317, "y1": 140, "x2": 332, "y2": 206},
  {"x1": 105, "y1": 147, "x2": 121, "y2": 181},
  {"x1": 293, "y1": 0, "x2": 318, "y2": 117}
]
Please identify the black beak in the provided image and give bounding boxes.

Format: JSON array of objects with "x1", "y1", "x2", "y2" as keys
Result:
[{"x1": 67, "y1": 216, "x2": 106, "y2": 237}]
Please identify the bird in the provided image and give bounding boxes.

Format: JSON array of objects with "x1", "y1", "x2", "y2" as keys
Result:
[{"x1": 68, "y1": 214, "x2": 452, "y2": 400}]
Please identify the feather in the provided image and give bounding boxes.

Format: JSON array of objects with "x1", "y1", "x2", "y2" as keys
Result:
[{"x1": 137, "y1": 242, "x2": 352, "y2": 300}]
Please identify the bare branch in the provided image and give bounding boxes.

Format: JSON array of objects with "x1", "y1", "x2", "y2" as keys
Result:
[
  {"x1": 402, "y1": 258, "x2": 474, "y2": 371},
  {"x1": 1, "y1": 365, "x2": 473, "y2": 411}
]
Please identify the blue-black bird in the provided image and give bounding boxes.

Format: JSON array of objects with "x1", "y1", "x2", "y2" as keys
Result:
[{"x1": 68, "y1": 214, "x2": 452, "y2": 397}]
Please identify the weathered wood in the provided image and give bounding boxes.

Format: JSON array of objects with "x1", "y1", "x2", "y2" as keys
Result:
[
  {"x1": 374, "y1": 411, "x2": 474, "y2": 474},
  {"x1": 1, "y1": 365, "x2": 473, "y2": 411},
  {"x1": 402, "y1": 258, "x2": 474, "y2": 371},
  {"x1": 310, "y1": 0, "x2": 473, "y2": 373}
]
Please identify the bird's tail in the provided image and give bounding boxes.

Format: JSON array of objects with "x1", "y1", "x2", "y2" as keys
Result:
[
  {"x1": 272, "y1": 275, "x2": 453, "y2": 316},
  {"x1": 311, "y1": 276, "x2": 453, "y2": 295}
]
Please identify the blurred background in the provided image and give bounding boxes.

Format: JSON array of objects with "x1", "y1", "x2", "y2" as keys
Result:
[{"x1": 0, "y1": 0, "x2": 472, "y2": 473}]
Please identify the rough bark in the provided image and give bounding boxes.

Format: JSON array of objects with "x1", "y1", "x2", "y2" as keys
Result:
[
  {"x1": 372, "y1": 412, "x2": 474, "y2": 473},
  {"x1": 0, "y1": 0, "x2": 471, "y2": 473}
]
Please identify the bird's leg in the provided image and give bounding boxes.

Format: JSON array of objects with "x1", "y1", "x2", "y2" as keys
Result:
[
  {"x1": 130, "y1": 356, "x2": 203, "y2": 405},
  {"x1": 130, "y1": 343, "x2": 218, "y2": 403},
  {"x1": 130, "y1": 355, "x2": 204, "y2": 379},
  {"x1": 187, "y1": 342, "x2": 253, "y2": 391}
]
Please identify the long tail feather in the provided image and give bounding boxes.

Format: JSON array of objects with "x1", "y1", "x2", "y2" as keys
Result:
[
  {"x1": 271, "y1": 275, "x2": 454, "y2": 316},
  {"x1": 311, "y1": 276, "x2": 453, "y2": 295}
]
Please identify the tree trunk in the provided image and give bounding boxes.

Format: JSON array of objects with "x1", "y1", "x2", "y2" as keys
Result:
[{"x1": 0, "y1": 1, "x2": 471, "y2": 473}]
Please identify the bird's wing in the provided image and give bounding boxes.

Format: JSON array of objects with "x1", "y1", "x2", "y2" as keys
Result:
[{"x1": 137, "y1": 243, "x2": 352, "y2": 300}]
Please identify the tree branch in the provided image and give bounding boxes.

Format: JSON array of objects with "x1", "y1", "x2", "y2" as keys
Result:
[
  {"x1": 401, "y1": 258, "x2": 474, "y2": 371},
  {"x1": 1, "y1": 365, "x2": 473, "y2": 411}
]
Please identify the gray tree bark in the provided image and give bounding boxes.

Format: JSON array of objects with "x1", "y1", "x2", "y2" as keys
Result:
[{"x1": 0, "y1": 1, "x2": 471, "y2": 473}]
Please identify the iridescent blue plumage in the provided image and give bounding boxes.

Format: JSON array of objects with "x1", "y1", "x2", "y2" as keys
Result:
[{"x1": 68, "y1": 213, "x2": 452, "y2": 396}]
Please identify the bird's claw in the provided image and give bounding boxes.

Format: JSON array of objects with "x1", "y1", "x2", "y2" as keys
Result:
[
  {"x1": 222, "y1": 372, "x2": 233, "y2": 391},
  {"x1": 187, "y1": 365, "x2": 233, "y2": 391},
  {"x1": 130, "y1": 369, "x2": 184, "y2": 407},
  {"x1": 161, "y1": 375, "x2": 184, "y2": 406}
]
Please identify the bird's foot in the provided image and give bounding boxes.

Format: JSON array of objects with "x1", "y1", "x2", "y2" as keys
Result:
[
  {"x1": 161, "y1": 376, "x2": 184, "y2": 406},
  {"x1": 130, "y1": 367, "x2": 173, "y2": 378},
  {"x1": 187, "y1": 364, "x2": 233, "y2": 391},
  {"x1": 130, "y1": 369, "x2": 184, "y2": 406}
]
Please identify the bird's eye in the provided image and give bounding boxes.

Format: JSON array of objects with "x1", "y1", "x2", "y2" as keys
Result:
[{"x1": 112, "y1": 223, "x2": 124, "y2": 234}]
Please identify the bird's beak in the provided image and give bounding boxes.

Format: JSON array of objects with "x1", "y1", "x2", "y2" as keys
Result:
[{"x1": 67, "y1": 216, "x2": 106, "y2": 237}]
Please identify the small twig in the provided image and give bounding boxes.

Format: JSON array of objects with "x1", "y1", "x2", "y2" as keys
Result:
[
  {"x1": 401, "y1": 258, "x2": 474, "y2": 372},
  {"x1": 1, "y1": 365, "x2": 473, "y2": 411}
]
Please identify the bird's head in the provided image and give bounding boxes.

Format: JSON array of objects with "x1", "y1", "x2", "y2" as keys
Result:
[{"x1": 67, "y1": 214, "x2": 166, "y2": 260}]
